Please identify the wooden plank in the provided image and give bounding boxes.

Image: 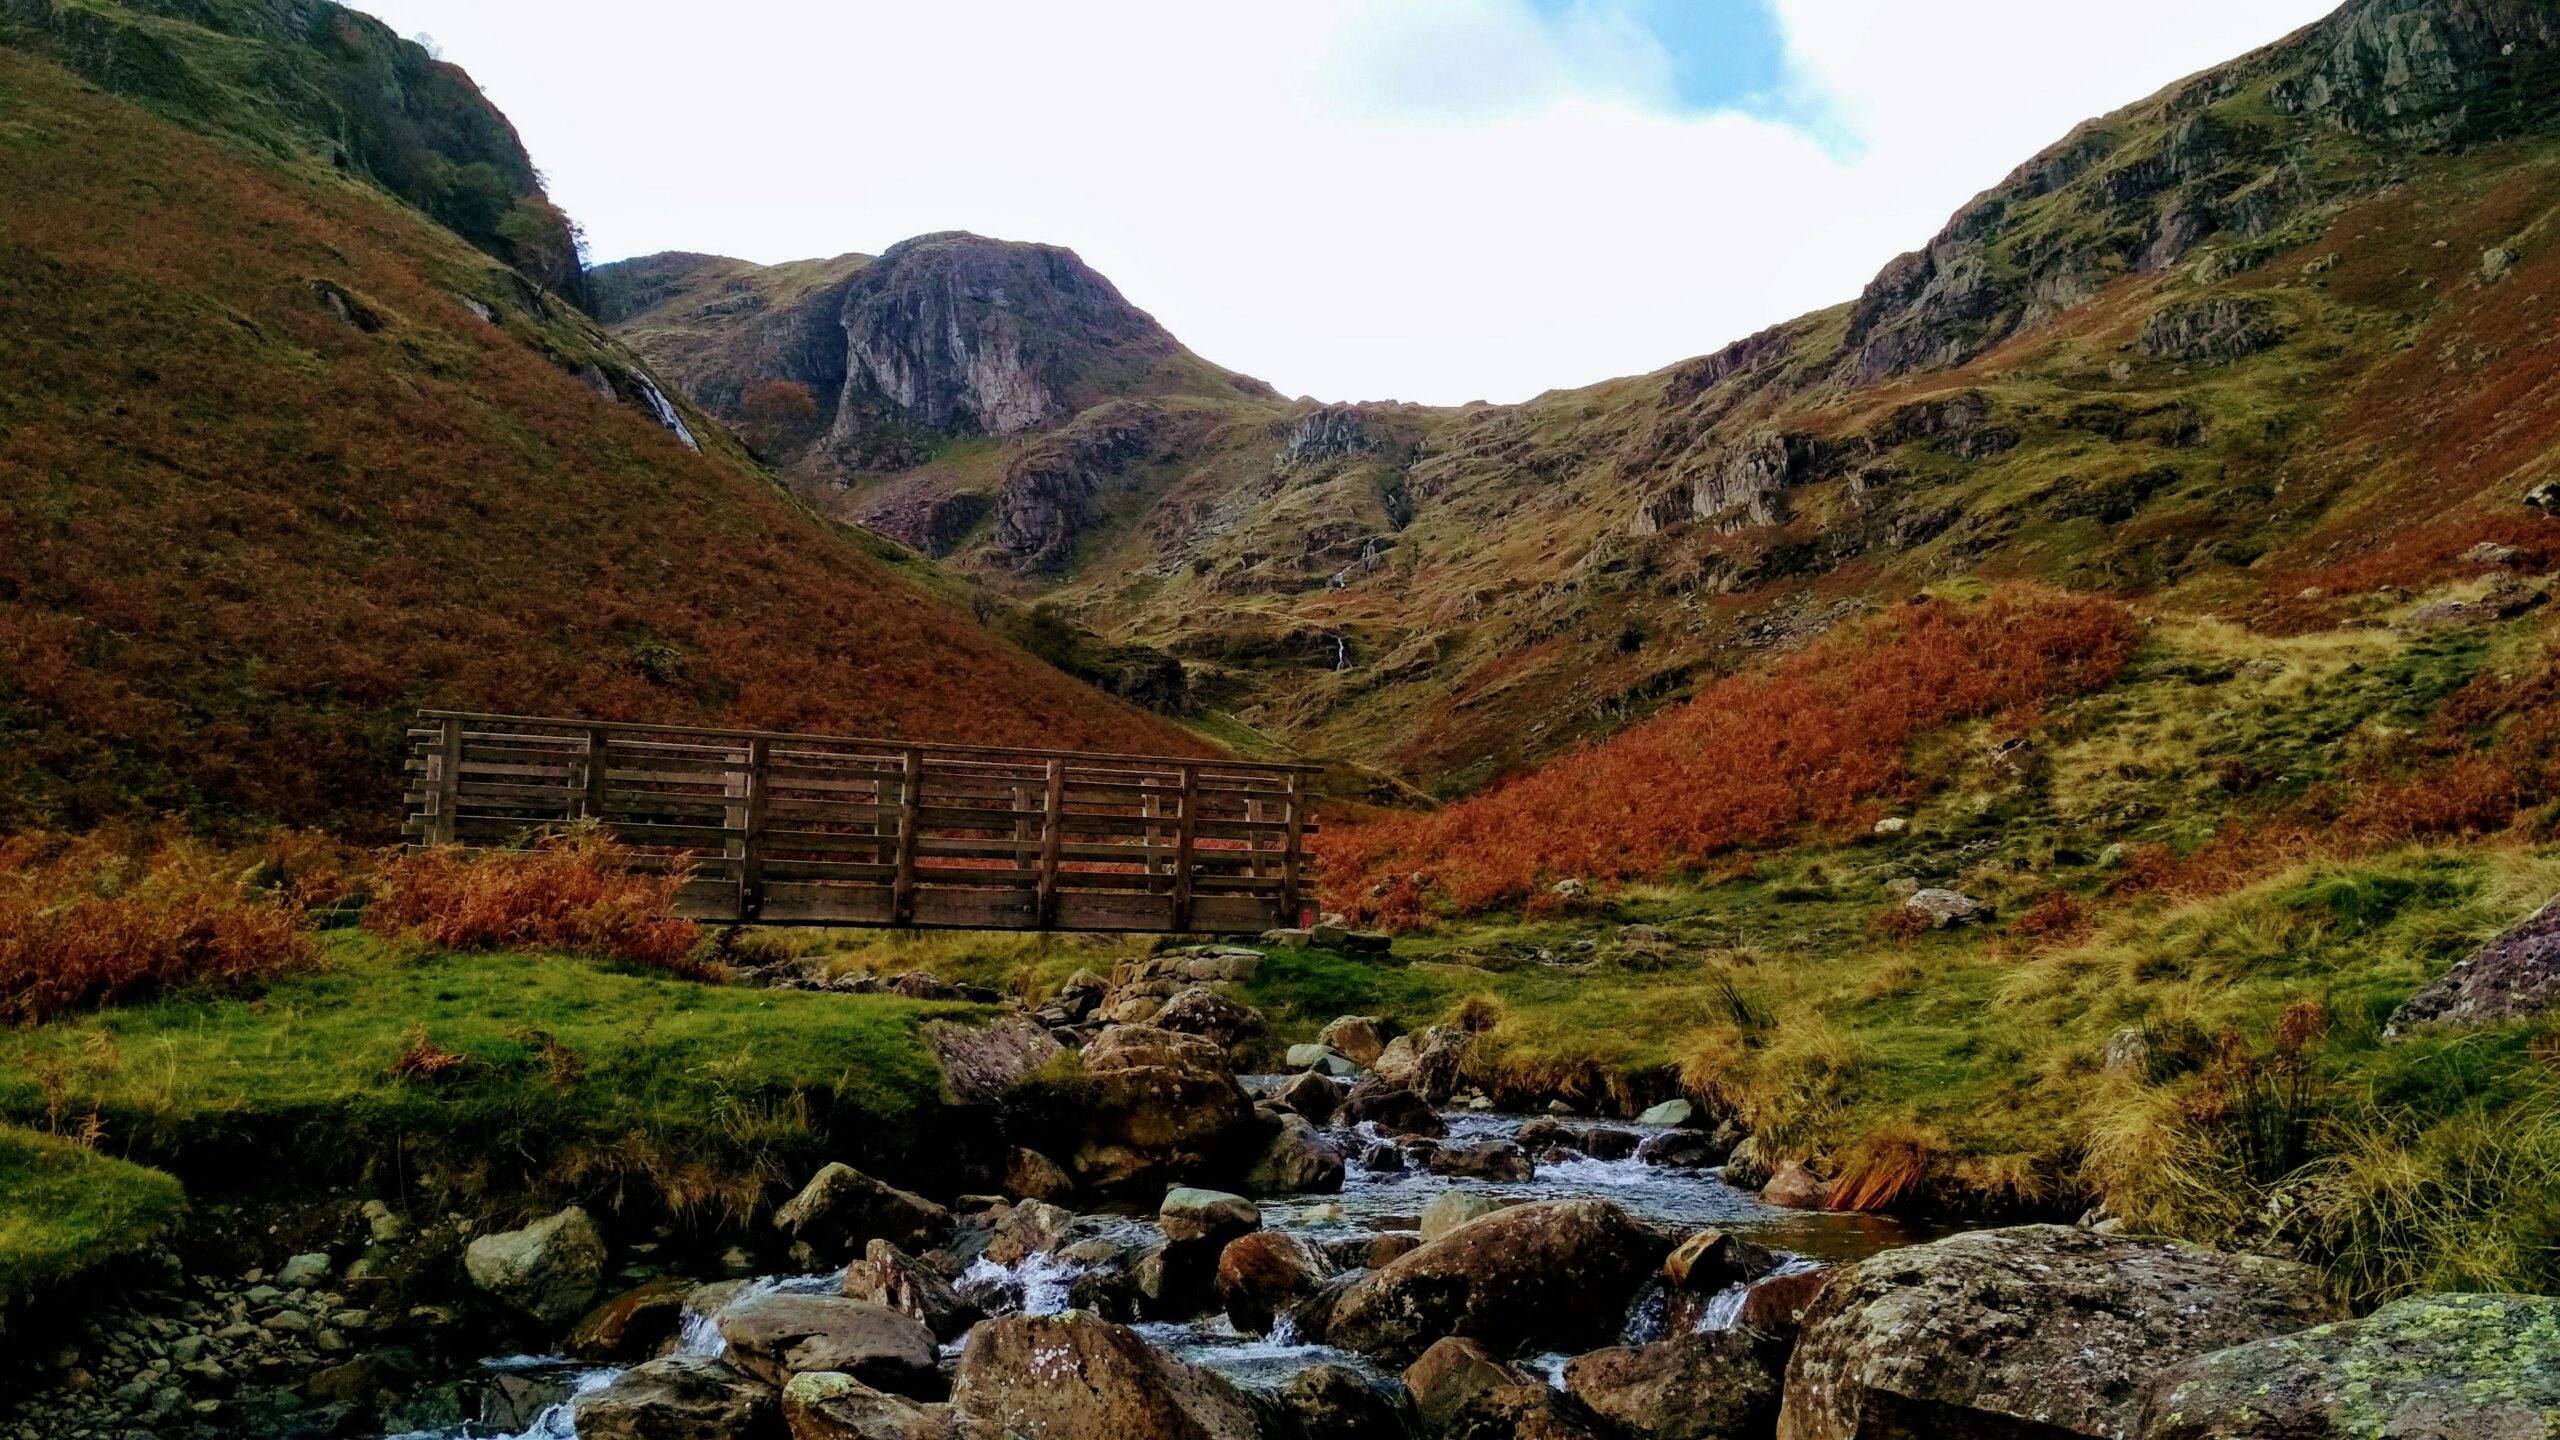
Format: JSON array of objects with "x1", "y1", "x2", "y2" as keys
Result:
[
  {"x1": 892, "y1": 746, "x2": 922, "y2": 925},
  {"x1": 421, "y1": 710, "x2": 1322, "y2": 774},
  {"x1": 1054, "y1": 890, "x2": 1178, "y2": 932},
  {"x1": 911, "y1": 887, "x2": 1040, "y2": 929},
  {"x1": 758, "y1": 883, "x2": 898, "y2": 926},
  {"x1": 759, "y1": 858, "x2": 898, "y2": 882},
  {"x1": 757, "y1": 830, "x2": 896, "y2": 858}
]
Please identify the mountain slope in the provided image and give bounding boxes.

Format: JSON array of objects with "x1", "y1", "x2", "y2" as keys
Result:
[
  {"x1": 0, "y1": 28, "x2": 1206, "y2": 838},
  {"x1": 599, "y1": 0, "x2": 2560, "y2": 800}
]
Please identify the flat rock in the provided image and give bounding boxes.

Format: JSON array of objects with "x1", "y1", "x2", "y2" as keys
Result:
[
  {"x1": 568, "y1": 1276, "x2": 694, "y2": 1362},
  {"x1": 574, "y1": 1355, "x2": 780, "y2": 1440},
  {"x1": 1420, "y1": 1191, "x2": 1503, "y2": 1243},
  {"x1": 1159, "y1": 1187, "x2": 1260, "y2": 1244},
  {"x1": 717, "y1": 1294, "x2": 941, "y2": 1397}
]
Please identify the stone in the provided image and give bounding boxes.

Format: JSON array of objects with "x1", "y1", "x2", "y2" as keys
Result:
[
  {"x1": 1372, "y1": 1025, "x2": 1469, "y2": 1103},
  {"x1": 1778, "y1": 1225, "x2": 2340, "y2": 1440},
  {"x1": 1663, "y1": 1230, "x2": 1778, "y2": 1292},
  {"x1": 924, "y1": 1016, "x2": 1063, "y2": 1108},
  {"x1": 1159, "y1": 1188, "x2": 1261, "y2": 1244},
  {"x1": 1072, "y1": 1025, "x2": 1255, "y2": 1193},
  {"x1": 1739, "y1": 1267, "x2": 1832, "y2": 1339},
  {"x1": 574, "y1": 1355, "x2": 781, "y2": 1440},
  {"x1": 1285, "y1": 1043, "x2": 1359, "y2": 1077},
  {"x1": 2102, "y1": 1026, "x2": 2150, "y2": 1076},
  {"x1": 1343, "y1": 1078, "x2": 1446, "y2": 1137},
  {"x1": 1277, "y1": 1363, "x2": 1414, "y2": 1438},
  {"x1": 1582, "y1": 1126, "x2": 1639, "y2": 1160},
  {"x1": 1272, "y1": 1071, "x2": 1341, "y2": 1124},
  {"x1": 843, "y1": 1240, "x2": 980, "y2": 1343},
  {"x1": 1152, "y1": 988, "x2": 1263, "y2": 1049},
  {"x1": 1448, "y1": 1385, "x2": 1612, "y2": 1440},
  {"x1": 1000, "y1": 1147, "x2": 1073, "y2": 1203},
  {"x1": 1216, "y1": 1231, "x2": 1335, "y2": 1333},
  {"x1": 275, "y1": 1253, "x2": 331, "y2": 1289},
  {"x1": 981, "y1": 1199, "x2": 1077, "y2": 1266},
  {"x1": 1427, "y1": 1141, "x2": 1533, "y2": 1183},
  {"x1": 774, "y1": 1165, "x2": 950, "y2": 1263},
  {"x1": 463, "y1": 1205, "x2": 608, "y2": 1326},
  {"x1": 1761, "y1": 1160, "x2": 1829, "y2": 1210},
  {"x1": 1903, "y1": 888, "x2": 1989, "y2": 927},
  {"x1": 1566, "y1": 1327, "x2": 1790, "y2": 1440},
  {"x1": 717, "y1": 1294, "x2": 940, "y2": 1398},
  {"x1": 1326, "y1": 1199, "x2": 1673, "y2": 1365},
  {"x1": 1872, "y1": 817, "x2": 1908, "y2": 836},
  {"x1": 1244, "y1": 1112, "x2": 1345, "y2": 1195},
  {"x1": 1637, "y1": 1129, "x2": 1730, "y2": 1169},
  {"x1": 1405, "y1": 1336, "x2": 1530, "y2": 1433},
  {"x1": 951, "y1": 1312, "x2": 1274, "y2": 1440},
  {"x1": 1637, "y1": 1098, "x2": 1695, "y2": 1128},
  {"x1": 1359, "y1": 1141, "x2": 1406, "y2": 1172},
  {"x1": 2137, "y1": 1291, "x2": 2560, "y2": 1440},
  {"x1": 2388, "y1": 892, "x2": 2560, "y2": 1033},
  {"x1": 1420, "y1": 1191, "x2": 1504, "y2": 1243},
  {"x1": 568, "y1": 1277, "x2": 694, "y2": 1362},
  {"x1": 781, "y1": 1370, "x2": 1002, "y2": 1440},
  {"x1": 1723, "y1": 1137, "x2": 1770, "y2": 1189},
  {"x1": 1317, "y1": 1015, "x2": 1388, "y2": 1067}
]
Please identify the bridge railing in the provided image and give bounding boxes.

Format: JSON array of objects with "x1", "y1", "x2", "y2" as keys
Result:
[{"x1": 403, "y1": 711, "x2": 1319, "y2": 933}]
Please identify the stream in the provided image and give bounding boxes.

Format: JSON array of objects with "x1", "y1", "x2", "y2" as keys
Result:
[{"x1": 391, "y1": 1090, "x2": 1955, "y2": 1439}]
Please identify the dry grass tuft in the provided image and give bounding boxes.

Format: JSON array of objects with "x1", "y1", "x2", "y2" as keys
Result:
[{"x1": 365, "y1": 827, "x2": 708, "y2": 975}]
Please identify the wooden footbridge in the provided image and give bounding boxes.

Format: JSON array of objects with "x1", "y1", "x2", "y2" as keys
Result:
[{"x1": 403, "y1": 712, "x2": 1317, "y2": 933}]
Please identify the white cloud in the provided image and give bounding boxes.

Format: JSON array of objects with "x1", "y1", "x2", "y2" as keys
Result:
[{"x1": 352, "y1": 0, "x2": 2339, "y2": 404}]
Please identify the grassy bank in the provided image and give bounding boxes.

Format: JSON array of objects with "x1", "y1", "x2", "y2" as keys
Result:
[{"x1": 0, "y1": 1125, "x2": 185, "y2": 1301}]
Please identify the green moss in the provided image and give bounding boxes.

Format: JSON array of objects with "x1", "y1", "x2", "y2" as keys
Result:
[{"x1": 0, "y1": 1125, "x2": 185, "y2": 1303}]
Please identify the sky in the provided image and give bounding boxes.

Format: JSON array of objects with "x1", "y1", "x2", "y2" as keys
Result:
[{"x1": 353, "y1": 0, "x2": 2341, "y2": 405}]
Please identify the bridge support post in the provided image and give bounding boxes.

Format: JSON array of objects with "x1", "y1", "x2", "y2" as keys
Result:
[
  {"x1": 427, "y1": 715, "x2": 463, "y2": 845},
  {"x1": 1037, "y1": 758, "x2": 1063, "y2": 929},
  {"x1": 739, "y1": 737, "x2": 769, "y2": 923},
  {"x1": 892, "y1": 746, "x2": 922, "y2": 926},
  {"x1": 1281, "y1": 771, "x2": 1305, "y2": 924},
  {"x1": 581, "y1": 726, "x2": 610, "y2": 823},
  {"x1": 1173, "y1": 764, "x2": 1198, "y2": 932}
]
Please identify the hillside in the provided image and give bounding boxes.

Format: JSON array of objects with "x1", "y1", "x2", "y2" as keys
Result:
[
  {"x1": 601, "y1": 0, "x2": 2560, "y2": 800},
  {"x1": 0, "y1": 17, "x2": 1208, "y2": 838}
]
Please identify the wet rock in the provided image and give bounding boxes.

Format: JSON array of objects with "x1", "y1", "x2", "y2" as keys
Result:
[
  {"x1": 1637, "y1": 1130, "x2": 1730, "y2": 1169},
  {"x1": 775, "y1": 1165, "x2": 951, "y2": 1263},
  {"x1": 1159, "y1": 1187, "x2": 1261, "y2": 1244},
  {"x1": 1154, "y1": 987, "x2": 1263, "y2": 1049},
  {"x1": 574, "y1": 1355, "x2": 781, "y2": 1440},
  {"x1": 1273, "y1": 1071, "x2": 1342, "y2": 1123},
  {"x1": 951, "y1": 1312, "x2": 1276, "y2": 1439},
  {"x1": 717, "y1": 1294, "x2": 941, "y2": 1398},
  {"x1": 1131, "y1": 1239, "x2": 1223, "y2": 1320},
  {"x1": 1902, "y1": 888, "x2": 1989, "y2": 928},
  {"x1": 2137, "y1": 1291, "x2": 2560, "y2": 1440},
  {"x1": 1761, "y1": 1161, "x2": 1829, "y2": 1210},
  {"x1": 982, "y1": 1199, "x2": 1078, "y2": 1266},
  {"x1": 1663, "y1": 1230, "x2": 1778, "y2": 1292},
  {"x1": 2388, "y1": 892, "x2": 2560, "y2": 1033},
  {"x1": 1565, "y1": 1326, "x2": 1790, "y2": 1440},
  {"x1": 1001, "y1": 1147, "x2": 1073, "y2": 1203},
  {"x1": 1722, "y1": 1137, "x2": 1771, "y2": 1190},
  {"x1": 1448, "y1": 1385, "x2": 1611, "y2": 1440},
  {"x1": 463, "y1": 1205, "x2": 608, "y2": 1326},
  {"x1": 568, "y1": 1277, "x2": 694, "y2": 1362},
  {"x1": 1359, "y1": 1140, "x2": 1408, "y2": 1172},
  {"x1": 1779, "y1": 1225, "x2": 2340, "y2": 1440},
  {"x1": 1421, "y1": 1191, "x2": 1504, "y2": 1243},
  {"x1": 1637, "y1": 1099, "x2": 1695, "y2": 1128},
  {"x1": 924, "y1": 1016, "x2": 1063, "y2": 1107},
  {"x1": 1278, "y1": 1362, "x2": 1416, "y2": 1438},
  {"x1": 1319, "y1": 1016, "x2": 1389, "y2": 1067},
  {"x1": 1738, "y1": 1267, "x2": 1832, "y2": 1340},
  {"x1": 1285, "y1": 1043, "x2": 1359, "y2": 1077},
  {"x1": 1405, "y1": 1336, "x2": 1532, "y2": 1433},
  {"x1": 1373, "y1": 1025, "x2": 1468, "y2": 1103},
  {"x1": 843, "y1": 1240, "x2": 981, "y2": 1343},
  {"x1": 1244, "y1": 1111, "x2": 1346, "y2": 1195},
  {"x1": 1327, "y1": 1199, "x2": 1673, "y2": 1365},
  {"x1": 1073, "y1": 1025, "x2": 1256, "y2": 1193},
  {"x1": 1343, "y1": 1077, "x2": 1447, "y2": 1137},
  {"x1": 781, "y1": 1370, "x2": 1002, "y2": 1440},
  {"x1": 1581, "y1": 1126, "x2": 1639, "y2": 1161},
  {"x1": 1427, "y1": 1141, "x2": 1533, "y2": 1183},
  {"x1": 1216, "y1": 1231, "x2": 1335, "y2": 1333}
]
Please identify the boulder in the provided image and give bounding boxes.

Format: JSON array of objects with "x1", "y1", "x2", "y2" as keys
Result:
[
  {"x1": 717, "y1": 1294, "x2": 941, "y2": 1398},
  {"x1": 1902, "y1": 889, "x2": 1989, "y2": 927},
  {"x1": 1244, "y1": 1111, "x2": 1346, "y2": 1195},
  {"x1": 463, "y1": 1205, "x2": 608, "y2": 1326},
  {"x1": 951, "y1": 1312, "x2": 1276, "y2": 1440},
  {"x1": 1001, "y1": 1146, "x2": 1073, "y2": 1203},
  {"x1": 1637, "y1": 1130, "x2": 1729, "y2": 1169},
  {"x1": 1343, "y1": 1078, "x2": 1446, "y2": 1137},
  {"x1": 1637, "y1": 1099, "x2": 1695, "y2": 1128},
  {"x1": 781, "y1": 1371, "x2": 1003, "y2": 1440},
  {"x1": 1073, "y1": 1025, "x2": 1256, "y2": 1193},
  {"x1": 1420, "y1": 1191, "x2": 1504, "y2": 1243},
  {"x1": 1373, "y1": 1026, "x2": 1468, "y2": 1103},
  {"x1": 1448, "y1": 1386, "x2": 1612, "y2": 1440},
  {"x1": 2387, "y1": 892, "x2": 2560, "y2": 1033},
  {"x1": 1159, "y1": 1187, "x2": 1261, "y2": 1244},
  {"x1": 1318, "y1": 1016, "x2": 1389, "y2": 1067},
  {"x1": 774, "y1": 1165, "x2": 950, "y2": 1263},
  {"x1": 276, "y1": 1251, "x2": 332, "y2": 1288},
  {"x1": 1427, "y1": 1141, "x2": 1533, "y2": 1183},
  {"x1": 1053, "y1": 969, "x2": 1109, "y2": 1019},
  {"x1": 2137, "y1": 1291, "x2": 2560, "y2": 1440},
  {"x1": 1663, "y1": 1230, "x2": 1778, "y2": 1292},
  {"x1": 1359, "y1": 1141, "x2": 1408, "y2": 1173},
  {"x1": 1216, "y1": 1231, "x2": 1335, "y2": 1333},
  {"x1": 1154, "y1": 987, "x2": 1263, "y2": 1049},
  {"x1": 1286, "y1": 1043, "x2": 1359, "y2": 1077},
  {"x1": 1514, "y1": 1117, "x2": 1584, "y2": 1154},
  {"x1": 843, "y1": 1239, "x2": 980, "y2": 1343},
  {"x1": 1404, "y1": 1336, "x2": 1532, "y2": 1433},
  {"x1": 1131, "y1": 1239, "x2": 1222, "y2": 1320},
  {"x1": 924, "y1": 1016, "x2": 1064, "y2": 1107},
  {"x1": 1722, "y1": 1137, "x2": 1771, "y2": 1190},
  {"x1": 1565, "y1": 1327, "x2": 1790, "y2": 1440},
  {"x1": 1737, "y1": 1267, "x2": 1832, "y2": 1340},
  {"x1": 1273, "y1": 1071, "x2": 1342, "y2": 1124},
  {"x1": 1277, "y1": 1363, "x2": 1415, "y2": 1439},
  {"x1": 568, "y1": 1276, "x2": 694, "y2": 1362},
  {"x1": 1325, "y1": 1199, "x2": 1674, "y2": 1365},
  {"x1": 574, "y1": 1355, "x2": 781, "y2": 1440},
  {"x1": 1778, "y1": 1225, "x2": 2340, "y2": 1440},
  {"x1": 1581, "y1": 1126, "x2": 1640, "y2": 1161},
  {"x1": 1761, "y1": 1161, "x2": 1829, "y2": 1210}
]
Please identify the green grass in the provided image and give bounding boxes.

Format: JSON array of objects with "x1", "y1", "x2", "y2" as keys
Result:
[
  {"x1": 0, "y1": 932, "x2": 976, "y2": 1222},
  {"x1": 0, "y1": 1124, "x2": 186, "y2": 1303}
]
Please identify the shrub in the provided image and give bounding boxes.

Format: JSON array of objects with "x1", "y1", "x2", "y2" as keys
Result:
[
  {"x1": 364, "y1": 828, "x2": 709, "y2": 975},
  {"x1": 0, "y1": 832, "x2": 317, "y2": 1026}
]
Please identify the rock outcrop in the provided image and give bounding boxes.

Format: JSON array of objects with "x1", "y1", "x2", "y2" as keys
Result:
[
  {"x1": 2388, "y1": 892, "x2": 2560, "y2": 1032},
  {"x1": 1069, "y1": 1025, "x2": 1256, "y2": 1193}
]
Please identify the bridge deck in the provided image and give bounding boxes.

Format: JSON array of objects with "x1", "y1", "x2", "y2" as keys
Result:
[{"x1": 404, "y1": 712, "x2": 1318, "y2": 933}]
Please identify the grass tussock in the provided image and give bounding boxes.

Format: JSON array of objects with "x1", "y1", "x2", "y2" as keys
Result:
[{"x1": 365, "y1": 828, "x2": 708, "y2": 975}]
